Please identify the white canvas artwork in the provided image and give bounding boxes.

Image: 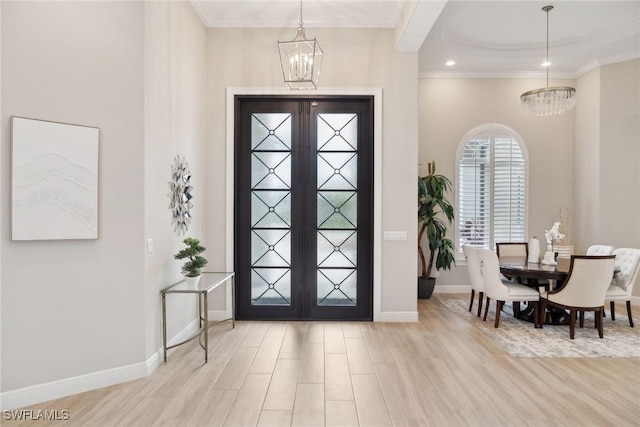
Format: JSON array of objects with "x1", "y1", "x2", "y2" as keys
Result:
[{"x1": 11, "y1": 117, "x2": 99, "y2": 240}]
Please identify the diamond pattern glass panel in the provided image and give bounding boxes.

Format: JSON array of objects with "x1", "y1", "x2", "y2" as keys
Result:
[
  {"x1": 251, "y1": 113, "x2": 291, "y2": 151},
  {"x1": 252, "y1": 268, "x2": 291, "y2": 305},
  {"x1": 252, "y1": 191, "x2": 291, "y2": 228},
  {"x1": 318, "y1": 153, "x2": 357, "y2": 190},
  {"x1": 252, "y1": 152, "x2": 291, "y2": 190},
  {"x1": 252, "y1": 229, "x2": 291, "y2": 267},
  {"x1": 318, "y1": 230, "x2": 357, "y2": 267},
  {"x1": 317, "y1": 269, "x2": 357, "y2": 305},
  {"x1": 318, "y1": 114, "x2": 358, "y2": 151},
  {"x1": 318, "y1": 191, "x2": 357, "y2": 229},
  {"x1": 251, "y1": 113, "x2": 292, "y2": 306},
  {"x1": 316, "y1": 112, "x2": 358, "y2": 307}
]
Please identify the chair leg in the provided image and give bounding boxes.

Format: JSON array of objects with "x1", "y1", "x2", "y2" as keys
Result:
[
  {"x1": 569, "y1": 310, "x2": 576, "y2": 339},
  {"x1": 494, "y1": 300, "x2": 502, "y2": 328},
  {"x1": 598, "y1": 309, "x2": 604, "y2": 338},
  {"x1": 626, "y1": 301, "x2": 634, "y2": 327},
  {"x1": 477, "y1": 292, "x2": 484, "y2": 317},
  {"x1": 468, "y1": 289, "x2": 475, "y2": 312},
  {"x1": 579, "y1": 311, "x2": 584, "y2": 328},
  {"x1": 513, "y1": 301, "x2": 520, "y2": 317},
  {"x1": 610, "y1": 301, "x2": 616, "y2": 321},
  {"x1": 483, "y1": 297, "x2": 490, "y2": 321},
  {"x1": 539, "y1": 300, "x2": 545, "y2": 329},
  {"x1": 533, "y1": 301, "x2": 539, "y2": 328}
]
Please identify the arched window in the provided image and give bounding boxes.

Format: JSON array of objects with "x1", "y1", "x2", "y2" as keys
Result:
[{"x1": 456, "y1": 124, "x2": 528, "y2": 253}]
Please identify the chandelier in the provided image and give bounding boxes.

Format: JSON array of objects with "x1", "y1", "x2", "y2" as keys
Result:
[
  {"x1": 277, "y1": 0, "x2": 323, "y2": 89},
  {"x1": 520, "y1": 5, "x2": 576, "y2": 116}
]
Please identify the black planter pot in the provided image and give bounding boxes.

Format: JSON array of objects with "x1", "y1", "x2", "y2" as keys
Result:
[{"x1": 418, "y1": 277, "x2": 436, "y2": 299}]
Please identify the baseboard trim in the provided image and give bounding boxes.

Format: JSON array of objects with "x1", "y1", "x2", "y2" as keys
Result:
[
  {"x1": 208, "y1": 309, "x2": 230, "y2": 321},
  {"x1": 375, "y1": 311, "x2": 419, "y2": 322},
  {"x1": 0, "y1": 317, "x2": 201, "y2": 411},
  {"x1": 0, "y1": 360, "x2": 148, "y2": 411},
  {"x1": 434, "y1": 284, "x2": 471, "y2": 294}
]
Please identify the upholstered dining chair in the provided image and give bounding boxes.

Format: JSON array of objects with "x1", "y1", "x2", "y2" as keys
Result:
[
  {"x1": 586, "y1": 244, "x2": 615, "y2": 256},
  {"x1": 477, "y1": 248, "x2": 540, "y2": 328},
  {"x1": 578, "y1": 245, "x2": 614, "y2": 324},
  {"x1": 496, "y1": 242, "x2": 529, "y2": 284},
  {"x1": 604, "y1": 248, "x2": 640, "y2": 327},
  {"x1": 496, "y1": 242, "x2": 528, "y2": 259},
  {"x1": 463, "y1": 245, "x2": 484, "y2": 317},
  {"x1": 539, "y1": 255, "x2": 616, "y2": 339}
]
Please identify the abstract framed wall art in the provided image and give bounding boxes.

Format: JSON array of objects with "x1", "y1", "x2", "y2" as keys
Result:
[{"x1": 11, "y1": 117, "x2": 99, "y2": 240}]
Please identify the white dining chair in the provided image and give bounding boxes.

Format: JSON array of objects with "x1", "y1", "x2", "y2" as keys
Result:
[
  {"x1": 463, "y1": 245, "x2": 484, "y2": 317},
  {"x1": 586, "y1": 245, "x2": 615, "y2": 256},
  {"x1": 604, "y1": 248, "x2": 640, "y2": 327},
  {"x1": 477, "y1": 248, "x2": 540, "y2": 328},
  {"x1": 539, "y1": 255, "x2": 616, "y2": 339}
]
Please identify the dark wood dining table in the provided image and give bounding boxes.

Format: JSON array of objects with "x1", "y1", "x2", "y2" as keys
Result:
[{"x1": 499, "y1": 256, "x2": 571, "y2": 325}]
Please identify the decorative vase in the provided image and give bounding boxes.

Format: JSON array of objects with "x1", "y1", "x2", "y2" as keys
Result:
[{"x1": 184, "y1": 274, "x2": 202, "y2": 288}]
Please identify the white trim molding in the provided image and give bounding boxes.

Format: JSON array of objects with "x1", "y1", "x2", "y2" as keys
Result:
[
  {"x1": 434, "y1": 284, "x2": 472, "y2": 294},
  {"x1": 375, "y1": 311, "x2": 419, "y2": 322},
  {"x1": 0, "y1": 317, "x2": 201, "y2": 411},
  {"x1": 225, "y1": 87, "x2": 384, "y2": 321},
  {"x1": 0, "y1": 362, "x2": 148, "y2": 411}
]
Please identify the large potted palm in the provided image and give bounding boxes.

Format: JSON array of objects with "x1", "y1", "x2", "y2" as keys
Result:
[{"x1": 418, "y1": 161, "x2": 455, "y2": 299}]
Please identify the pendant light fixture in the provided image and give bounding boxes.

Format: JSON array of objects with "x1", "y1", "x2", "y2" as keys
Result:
[
  {"x1": 520, "y1": 5, "x2": 576, "y2": 116},
  {"x1": 278, "y1": 0, "x2": 323, "y2": 90}
]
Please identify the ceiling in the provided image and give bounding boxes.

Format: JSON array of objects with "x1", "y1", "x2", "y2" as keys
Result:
[{"x1": 190, "y1": 0, "x2": 640, "y2": 78}]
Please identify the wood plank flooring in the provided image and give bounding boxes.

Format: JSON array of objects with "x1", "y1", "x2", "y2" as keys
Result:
[{"x1": 5, "y1": 295, "x2": 639, "y2": 426}]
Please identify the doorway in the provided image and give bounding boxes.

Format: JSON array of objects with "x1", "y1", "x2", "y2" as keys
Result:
[{"x1": 234, "y1": 96, "x2": 374, "y2": 320}]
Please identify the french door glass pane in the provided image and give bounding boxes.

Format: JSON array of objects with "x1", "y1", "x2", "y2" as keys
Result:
[
  {"x1": 251, "y1": 113, "x2": 292, "y2": 306},
  {"x1": 317, "y1": 113, "x2": 358, "y2": 306},
  {"x1": 251, "y1": 268, "x2": 291, "y2": 305}
]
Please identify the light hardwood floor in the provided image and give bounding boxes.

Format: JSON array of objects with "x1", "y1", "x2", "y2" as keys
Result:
[{"x1": 5, "y1": 295, "x2": 639, "y2": 426}]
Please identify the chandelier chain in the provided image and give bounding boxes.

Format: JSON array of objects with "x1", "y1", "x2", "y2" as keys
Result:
[
  {"x1": 545, "y1": 5, "x2": 551, "y2": 88},
  {"x1": 299, "y1": 0, "x2": 304, "y2": 28}
]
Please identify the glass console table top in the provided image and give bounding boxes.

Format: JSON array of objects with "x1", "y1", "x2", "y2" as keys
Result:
[{"x1": 163, "y1": 272, "x2": 235, "y2": 294}]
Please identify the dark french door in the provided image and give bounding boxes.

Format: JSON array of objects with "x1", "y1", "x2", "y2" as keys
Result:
[{"x1": 234, "y1": 96, "x2": 373, "y2": 320}]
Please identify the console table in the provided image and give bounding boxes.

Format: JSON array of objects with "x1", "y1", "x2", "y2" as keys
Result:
[{"x1": 161, "y1": 272, "x2": 235, "y2": 363}]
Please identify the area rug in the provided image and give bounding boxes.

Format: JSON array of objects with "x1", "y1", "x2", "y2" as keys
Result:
[{"x1": 439, "y1": 298, "x2": 640, "y2": 358}]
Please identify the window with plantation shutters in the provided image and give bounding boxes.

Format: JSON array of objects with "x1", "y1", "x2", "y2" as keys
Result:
[{"x1": 456, "y1": 124, "x2": 527, "y2": 254}]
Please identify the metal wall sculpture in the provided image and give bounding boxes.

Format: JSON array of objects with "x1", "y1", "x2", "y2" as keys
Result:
[{"x1": 169, "y1": 156, "x2": 193, "y2": 235}]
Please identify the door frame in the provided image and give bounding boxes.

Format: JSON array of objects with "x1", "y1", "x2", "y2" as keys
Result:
[{"x1": 225, "y1": 87, "x2": 383, "y2": 321}]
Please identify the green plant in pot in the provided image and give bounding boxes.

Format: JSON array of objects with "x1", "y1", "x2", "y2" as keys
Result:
[
  {"x1": 175, "y1": 237, "x2": 208, "y2": 286},
  {"x1": 418, "y1": 161, "x2": 455, "y2": 299}
]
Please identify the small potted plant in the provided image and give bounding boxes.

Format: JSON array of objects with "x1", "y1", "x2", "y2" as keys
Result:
[
  {"x1": 174, "y1": 237, "x2": 208, "y2": 286},
  {"x1": 418, "y1": 161, "x2": 455, "y2": 298}
]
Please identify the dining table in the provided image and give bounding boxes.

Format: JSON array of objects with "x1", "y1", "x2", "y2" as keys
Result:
[{"x1": 499, "y1": 256, "x2": 571, "y2": 325}]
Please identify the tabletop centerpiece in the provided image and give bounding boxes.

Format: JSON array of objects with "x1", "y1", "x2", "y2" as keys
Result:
[{"x1": 541, "y1": 222, "x2": 565, "y2": 265}]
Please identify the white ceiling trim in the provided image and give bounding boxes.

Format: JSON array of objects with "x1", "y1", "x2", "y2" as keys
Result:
[
  {"x1": 419, "y1": 53, "x2": 640, "y2": 80},
  {"x1": 395, "y1": 0, "x2": 447, "y2": 52}
]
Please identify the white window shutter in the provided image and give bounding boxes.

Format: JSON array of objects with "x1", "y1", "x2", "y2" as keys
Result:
[{"x1": 457, "y1": 126, "x2": 526, "y2": 252}]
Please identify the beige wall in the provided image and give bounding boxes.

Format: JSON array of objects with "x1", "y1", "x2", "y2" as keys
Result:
[
  {"x1": 419, "y1": 78, "x2": 575, "y2": 287},
  {"x1": 574, "y1": 68, "x2": 601, "y2": 251},
  {"x1": 1, "y1": 0, "x2": 207, "y2": 405},
  {"x1": 205, "y1": 28, "x2": 420, "y2": 315},
  {"x1": 1, "y1": 1, "x2": 146, "y2": 391},
  {"x1": 599, "y1": 60, "x2": 640, "y2": 250},
  {"x1": 575, "y1": 59, "x2": 640, "y2": 296},
  {"x1": 143, "y1": 2, "x2": 207, "y2": 357}
]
